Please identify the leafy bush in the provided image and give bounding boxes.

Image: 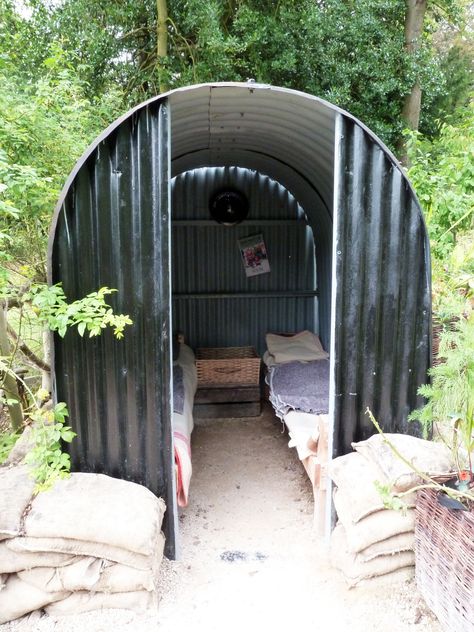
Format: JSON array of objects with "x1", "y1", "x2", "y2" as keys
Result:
[
  {"x1": 409, "y1": 313, "x2": 474, "y2": 476},
  {"x1": 407, "y1": 98, "x2": 474, "y2": 259}
]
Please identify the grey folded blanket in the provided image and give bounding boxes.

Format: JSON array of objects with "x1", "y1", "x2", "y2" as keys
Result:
[
  {"x1": 267, "y1": 359, "x2": 329, "y2": 418},
  {"x1": 173, "y1": 365, "x2": 185, "y2": 415}
]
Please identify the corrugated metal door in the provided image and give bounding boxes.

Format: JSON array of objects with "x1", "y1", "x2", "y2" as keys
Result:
[
  {"x1": 331, "y1": 114, "x2": 431, "y2": 457},
  {"x1": 50, "y1": 100, "x2": 178, "y2": 557}
]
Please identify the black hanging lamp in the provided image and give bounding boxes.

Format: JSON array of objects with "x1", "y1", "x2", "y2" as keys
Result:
[{"x1": 209, "y1": 189, "x2": 249, "y2": 225}]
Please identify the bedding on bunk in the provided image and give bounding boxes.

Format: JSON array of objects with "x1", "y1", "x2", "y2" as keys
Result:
[
  {"x1": 172, "y1": 365, "x2": 185, "y2": 415},
  {"x1": 264, "y1": 331, "x2": 330, "y2": 526},
  {"x1": 172, "y1": 343, "x2": 197, "y2": 507},
  {"x1": 285, "y1": 410, "x2": 322, "y2": 460},
  {"x1": 265, "y1": 330, "x2": 328, "y2": 366},
  {"x1": 267, "y1": 359, "x2": 329, "y2": 419}
]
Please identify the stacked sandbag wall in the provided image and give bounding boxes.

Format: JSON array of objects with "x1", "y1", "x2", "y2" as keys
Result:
[
  {"x1": 329, "y1": 434, "x2": 453, "y2": 587},
  {"x1": 0, "y1": 467, "x2": 166, "y2": 623}
]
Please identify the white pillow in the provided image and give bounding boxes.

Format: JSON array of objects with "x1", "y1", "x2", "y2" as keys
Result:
[{"x1": 265, "y1": 330, "x2": 329, "y2": 364}]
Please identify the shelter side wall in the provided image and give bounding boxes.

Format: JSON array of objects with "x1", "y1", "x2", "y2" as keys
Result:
[
  {"x1": 171, "y1": 167, "x2": 322, "y2": 353},
  {"x1": 51, "y1": 100, "x2": 177, "y2": 555},
  {"x1": 332, "y1": 116, "x2": 431, "y2": 456}
]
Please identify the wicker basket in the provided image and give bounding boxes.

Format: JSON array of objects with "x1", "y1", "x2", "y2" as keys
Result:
[
  {"x1": 415, "y1": 488, "x2": 474, "y2": 632},
  {"x1": 196, "y1": 346, "x2": 261, "y2": 387}
]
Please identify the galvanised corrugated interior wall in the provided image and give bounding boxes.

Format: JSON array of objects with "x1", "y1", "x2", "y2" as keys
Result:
[
  {"x1": 332, "y1": 116, "x2": 431, "y2": 456},
  {"x1": 50, "y1": 100, "x2": 177, "y2": 556},
  {"x1": 171, "y1": 167, "x2": 320, "y2": 354}
]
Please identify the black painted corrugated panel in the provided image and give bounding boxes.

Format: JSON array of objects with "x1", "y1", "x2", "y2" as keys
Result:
[
  {"x1": 333, "y1": 116, "x2": 431, "y2": 457},
  {"x1": 51, "y1": 101, "x2": 176, "y2": 557}
]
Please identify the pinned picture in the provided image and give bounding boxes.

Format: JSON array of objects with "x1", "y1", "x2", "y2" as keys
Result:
[{"x1": 238, "y1": 234, "x2": 270, "y2": 277}]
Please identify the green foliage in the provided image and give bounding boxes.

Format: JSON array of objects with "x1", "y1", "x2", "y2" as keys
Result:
[
  {"x1": 0, "y1": 282, "x2": 132, "y2": 491},
  {"x1": 0, "y1": 391, "x2": 76, "y2": 491},
  {"x1": 25, "y1": 285, "x2": 133, "y2": 339},
  {"x1": 409, "y1": 314, "x2": 474, "y2": 473},
  {"x1": 367, "y1": 407, "x2": 474, "y2": 506},
  {"x1": 373, "y1": 480, "x2": 410, "y2": 513},
  {"x1": 23, "y1": 402, "x2": 76, "y2": 491},
  {"x1": 431, "y1": 230, "x2": 474, "y2": 321},
  {"x1": 9, "y1": 0, "x2": 468, "y2": 151},
  {"x1": 422, "y1": 43, "x2": 474, "y2": 136},
  {"x1": 0, "y1": 39, "x2": 123, "y2": 276},
  {"x1": 407, "y1": 98, "x2": 474, "y2": 258},
  {"x1": 0, "y1": 429, "x2": 19, "y2": 462}
]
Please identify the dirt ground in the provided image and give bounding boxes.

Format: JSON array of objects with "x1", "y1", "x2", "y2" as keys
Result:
[{"x1": 2, "y1": 403, "x2": 442, "y2": 632}]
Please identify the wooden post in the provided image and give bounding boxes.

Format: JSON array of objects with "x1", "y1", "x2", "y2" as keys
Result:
[{"x1": 316, "y1": 418, "x2": 328, "y2": 536}]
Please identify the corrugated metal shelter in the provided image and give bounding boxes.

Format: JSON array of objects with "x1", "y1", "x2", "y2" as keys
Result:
[{"x1": 48, "y1": 82, "x2": 431, "y2": 558}]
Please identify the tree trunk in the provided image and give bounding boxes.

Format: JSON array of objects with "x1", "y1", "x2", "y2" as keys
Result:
[
  {"x1": 41, "y1": 330, "x2": 52, "y2": 393},
  {"x1": 157, "y1": 0, "x2": 168, "y2": 93},
  {"x1": 6, "y1": 322, "x2": 50, "y2": 373},
  {"x1": 0, "y1": 307, "x2": 24, "y2": 431},
  {"x1": 399, "y1": 0, "x2": 427, "y2": 165}
]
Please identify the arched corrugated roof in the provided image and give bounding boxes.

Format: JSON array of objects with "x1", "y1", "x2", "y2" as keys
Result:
[
  {"x1": 50, "y1": 81, "x2": 419, "y2": 253},
  {"x1": 168, "y1": 84, "x2": 335, "y2": 215}
]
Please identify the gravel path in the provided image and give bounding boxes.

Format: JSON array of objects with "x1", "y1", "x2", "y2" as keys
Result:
[{"x1": 1, "y1": 404, "x2": 441, "y2": 631}]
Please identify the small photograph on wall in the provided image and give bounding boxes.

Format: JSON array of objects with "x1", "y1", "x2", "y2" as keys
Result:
[{"x1": 238, "y1": 234, "x2": 271, "y2": 277}]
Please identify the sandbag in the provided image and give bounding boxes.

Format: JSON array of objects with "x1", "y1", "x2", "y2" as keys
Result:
[
  {"x1": 330, "y1": 523, "x2": 415, "y2": 587},
  {"x1": 20, "y1": 560, "x2": 156, "y2": 594},
  {"x1": 18, "y1": 558, "x2": 104, "y2": 593},
  {"x1": 0, "y1": 540, "x2": 78, "y2": 574},
  {"x1": 329, "y1": 452, "x2": 416, "y2": 522},
  {"x1": 3, "y1": 610, "x2": 43, "y2": 627},
  {"x1": 333, "y1": 482, "x2": 416, "y2": 527},
  {"x1": 19, "y1": 536, "x2": 164, "y2": 593},
  {"x1": 7, "y1": 534, "x2": 164, "y2": 571},
  {"x1": 352, "y1": 566, "x2": 415, "y2": 588},
  {"x1": 0, "y1": 574, "x2": 68, "y2": 624},
  {"x1": 0, "y1": 465, "x2": 35, "y2": 540},
  {"x1": 93, "y1": 560, "x2": 158, "y2": 593},
  {"x1": 334, "y1": 489, "x2": 415, "y2": 552},
  {"x1": 352, "y1": 433, "x2": 454, "y2": 492},
  {"x1": 357, "y1": 531, "x2": 414, "y2": 562},
  {"x1": 24, "y1": 473, "x2": 166, "y2": 556},
  {"x1": 44, "y1": 588, "x2": 158, "y2": 616}
]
